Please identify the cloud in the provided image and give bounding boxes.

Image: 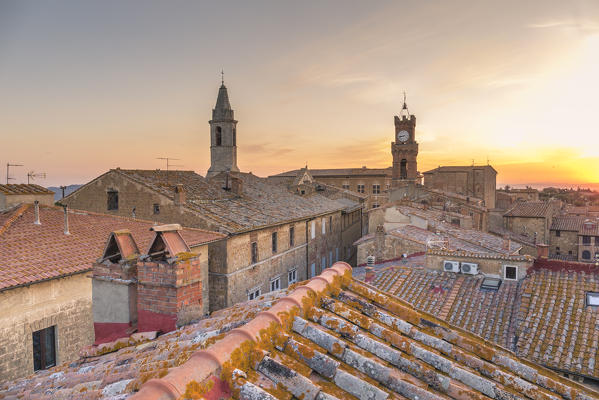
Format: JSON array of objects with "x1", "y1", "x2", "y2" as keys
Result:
[{"x1": 528, "y1": 20, "x2": 599, "y2": 32}]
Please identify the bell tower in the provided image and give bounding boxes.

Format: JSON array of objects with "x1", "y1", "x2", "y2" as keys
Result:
[
  {"x1": 207, "y1": 74, "x2": 240, "y2": 178},
  {"x1": 391, "y1": 94, "x2": 418, "y2": 188}
]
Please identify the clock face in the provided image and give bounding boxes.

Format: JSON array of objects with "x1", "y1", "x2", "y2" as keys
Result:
[{"x1": 397, "y1": 130, "x2": 410, "y2": 142}]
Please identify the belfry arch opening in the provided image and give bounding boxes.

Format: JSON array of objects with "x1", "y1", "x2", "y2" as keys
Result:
[
  {"x1": 400, "y1": 159, "x2": 407, "y2": 179},
  {"x1": 216, "y1": 127, "x2": 222, "y2": 146}
]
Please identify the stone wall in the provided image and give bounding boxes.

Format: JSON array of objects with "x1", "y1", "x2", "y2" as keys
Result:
[
  {"x1": 549, "y1": 230, "x2": 579, "y2": 258},
  {"x1": 0, "y1": 193, "x2": 55, "y2": 209},
  {"x1": 0, "y1": 273, "x2": 93, "y2": 382},
  {"x1": 62, "y1": 171, "x2": 217, "y2": 231},
  {"x1": 308, "y1": 175, "x2": 391, "y2": 210},
  {"x1": 504, "y1": 216, "x2": 548, "y2": 244},
  {"x1": 341, "y1": 209, "x2": 362, "y2": 266},
  {"x1": 357, "y1": 235, "x2": 425, "y2": 265}
]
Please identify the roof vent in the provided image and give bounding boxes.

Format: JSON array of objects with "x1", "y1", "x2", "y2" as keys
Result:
[
  {"x1": 63, "y1": 205, "x2": 70, "y2": 235},
  {"x1": 367, "y1": 255, "x2": 375, "y2": 267}
]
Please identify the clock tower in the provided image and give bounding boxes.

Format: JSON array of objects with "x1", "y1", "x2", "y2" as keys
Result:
[{"x1": 391, "y1": 96, "x2": 418, "y2": 188}]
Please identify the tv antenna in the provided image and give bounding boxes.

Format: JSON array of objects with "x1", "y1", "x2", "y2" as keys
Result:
[
  {"x1": 6, "y1": 163, "x2": 23, "y2": 184},
  {"x1": 156, "y1": 157, "x2": 183, "y2": 184},
  {"x1": 27, "y1": 171, "x2": 46, "y2": 184}
]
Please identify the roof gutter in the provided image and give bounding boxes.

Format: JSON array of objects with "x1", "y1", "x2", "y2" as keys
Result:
[{"x1": 0, "y1": 267, "x2": 92, "y2": 294}]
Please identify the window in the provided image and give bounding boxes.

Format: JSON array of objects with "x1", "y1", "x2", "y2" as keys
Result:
[
  {"x1": 270, "y1": 276, "x2": 281, "y2": 292},
  {"x1": 310, "y1": 263, "x2": 316, "y2": 277},
  {"x1": 569, "y1": 250, "x2": 573, "y2": 255},
  {"x1": 107, "y1": 190, "x2": 118, "y2": 211},
  {"x1": 357, "y1": 184, "x2": 365, "y2": 193},
  {"x1": 329, "y1": 250, "x2": 333, "y2": 266},
  {"x1": 372, "y1": 203, "x2": 380, "y2": 209},
  {"x1": 583, "y1": 236, "x2": 592, "y2": 245},
  {"x1": 153, "y1": 204, "x2": 160, "y2": 215},
  {"x1": 215, "y1": 127, "x2": 222, "y2": 146},
  {"x1": 372, "y1": 184, "x2": 380, "y2": 194},
  {"x1": 322, "y1": 218, "x2": 326, "y2": 234},
  {"x1": 556, "y1": 247, "x2": 560, "y2": 256},
  {"x1": 586, "y1": 292, "x2": 599, "y2": 307},
  {"x1": 33, "y1": 326, "x2": 56, "y2": 371},
  {"x1": 481, "y1": 277, "x2": 502, "y2": 291},
  {"x1": 555, "y1": 230, "x2": 561, "y2": 237},
  {"x1": 311, "y1": 221, "x2": 316, "y2": 239},
  {"x1": 582, "y1": 250, "x2": 591, "y2": 260},
  {"x1": 248, "y1": 287, "x2": 261, "y2": 301},
  {"x1": 251, "y1": 242, "x2": 258, "y2": 264},
  {"x1": 272, "y1": 232, "x2": 278, "y2": 253},
  {"x1": 329, "y1": 216, "x2": 332, "y2": 232},
  {"x1": 289, "y1": 226, "x2": 295, "y2": 247},
  {"x1": 233, "y1": 127, "x2": 237, "y2": 146},
  {"x1": 342, "y1": 184, "x2": 350, "y2": 190},
  {"x1": 596, "y1": 236, "x2": 599, "y2": 245},
  {"x1": 322, "y1": 256, "x2": 326, "y2": 269},
  {"x1": 504, "y1": 265, "x2": 518, "y2": 280},
  {"x1": 288, "y1": 269, "x2": 297, "y2": 285}
]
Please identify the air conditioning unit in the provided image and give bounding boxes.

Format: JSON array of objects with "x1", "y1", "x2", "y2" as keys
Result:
[
  {"x1": 443, "y1": 260, "x2": 460, "y2": 273},
  {"x1": 460, "y1": 262, "x2": 479, "y2": 275}
]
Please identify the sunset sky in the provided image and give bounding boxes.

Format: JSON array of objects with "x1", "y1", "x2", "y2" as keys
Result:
[{"x1": 1, "y1": 1, "x2": 598, "y2": 188}]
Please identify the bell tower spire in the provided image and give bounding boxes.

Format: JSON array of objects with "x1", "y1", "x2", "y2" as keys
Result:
[
  {"x1": 207, "y1": 76, "x2": 240, "y2": 177},
  {"x1": 391, "y1": 93, "x2": 418, "y2": 188}
]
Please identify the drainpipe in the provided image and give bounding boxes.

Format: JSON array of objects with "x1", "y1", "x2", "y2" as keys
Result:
[
  {"x1": 63, "y1": 205, "x2": 70, "y2": 235},
  {"x1": 33, "y1": 200, "x2": 41, "y2": 225},
  {"x1": 305, "y1": 220, "x2": 310, "y2": 278}
]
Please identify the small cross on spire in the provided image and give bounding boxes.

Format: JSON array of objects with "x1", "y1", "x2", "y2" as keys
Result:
[{"x1": 221, "y1": 69, "x2": 224, "y2": 86}]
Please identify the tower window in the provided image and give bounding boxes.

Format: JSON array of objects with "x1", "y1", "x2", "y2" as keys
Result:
[
  {"x1": 251, "y1": 242, "x2": 258, "y2": 264},
  {"x1": 107, "y1": 190, "x2": 118, "y2": 211},
  {"x1": 216, "y1": 127, "x2": 222, "y2": 146},
  {"x1": 33, "y1": 326, "x2": 56, "y2": 371},
  {"x1": 233, "y1": 127, "x2": 236, "y2": 146},
  {"x1": 400, "y1": 159, "x2": 408, "y2": 179},
  {"x1": 289, "y1": 226, "x2": 295, "y2": 247},
  {"x1": 272, "y1": 232, "x2": 277, "y2": 253}
]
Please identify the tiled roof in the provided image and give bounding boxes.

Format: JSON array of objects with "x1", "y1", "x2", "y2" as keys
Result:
[
  {"x1": 0, "y1": 290, "x2": 285, "y2": 398},
  {"x1": 0, "y1": 204, "x2": 225, "y2": 291},
  {"x1": 504, "y1": 201, "x2": 552, "y2": 218},
  {"x1": 0, "y1": 183, "x2": 54, "y2": 195},
  {"x1": 516, "y1": 268, "x2": 599, "y2": 379},
  {"x1": 4, "y1": 263, "x2": 597, "y2": 399},
  {"x1": 423, "y1": 165, "x2": 498, "y2": 174},
  {"x1": 489, "y1": 226, "x2": 537, "y2": 247},
  {"x1": 371, "y1": 266, "x2": 520, "y2": 349},
  {"x1": 579, "y1": 219, "x2": 599, "y2": 236},
  {"x1": 270, "y1": 166, "x2": 393, "y2": 178},
  {"x1": 127, "y1": 262, "x2": 597, "y2": 400},
  {"x1": 370, "y1": 260, "x2": 599, "y2": 381},
  {"x1": 551, "y1": 216, "x2": 586, "y2": 232},
  {"x1": 107, "y1": 169, "x2": 348, "y2": 233}
]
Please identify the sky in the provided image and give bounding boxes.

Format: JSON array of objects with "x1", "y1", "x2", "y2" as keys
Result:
[{"x1": 1, "y1": 0, "x2": 599, "y2": 188}]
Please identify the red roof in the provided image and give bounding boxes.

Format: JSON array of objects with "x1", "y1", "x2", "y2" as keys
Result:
[
  {"x1": 0, "y1": 205, "x2": 225, "y2": 291},
  {"x1": 504, "y1": 201, "x2": 552, "y2": 218},
  {"x1": 0, "y1": 184, "x2": 54, "y2": 195},
  {"x1": 550, "y1": 215, "x2": 586, "y2": 231}
]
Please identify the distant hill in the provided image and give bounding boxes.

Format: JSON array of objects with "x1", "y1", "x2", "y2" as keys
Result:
[{"x1": 48, "y1": 185, "x2": 82, "y2": 202}]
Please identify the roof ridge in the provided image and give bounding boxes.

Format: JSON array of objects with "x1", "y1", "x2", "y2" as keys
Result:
[
  {"x1": 0, "y1": 203, "x2": 30, "y2": 237},
  {"x1": 130, "y1": 262, "x2": 353, "y2": 399}
]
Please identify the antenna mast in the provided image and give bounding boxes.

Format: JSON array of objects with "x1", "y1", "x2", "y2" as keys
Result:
[
  {"x1": 6, "y1": 163, "x2": 23, "y2": 184},
  {"x1": 27, "y1": 171, "x2": 46, "y2": 184},
  {"x1": 156, "y1": 157, "x2": 182, "y2": 184}
]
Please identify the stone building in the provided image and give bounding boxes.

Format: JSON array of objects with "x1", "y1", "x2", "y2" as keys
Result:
[
  {"x1": 0, "y1": 184, "x2": 54, "y2": 210},
  {"x1": 578, "y1": 218, "x2": 599, "y2": 263},
  {"x1": 0, "y1": 202, "x2": 222, "y2": 381},
  {"x1": 549, "y1": 215, "x2": 585, "y2": 260},
  {"x1": 422, "y1": 165, "x2": 497, "y2": 209},
  {"x1": 503, "y1": 201, "x2": 559, "y2": 245},
  {"x1": 62, "y1": 81, "x2": 362, "y2": 312},
  {"x1": 496, "y1": 188, "x2": 539, "y2": 210}
]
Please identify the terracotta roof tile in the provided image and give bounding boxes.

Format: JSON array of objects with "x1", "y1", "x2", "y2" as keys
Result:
[
  {"x1": 0, "y1": 183, "x2": 54, "y2": 195},
  {"x1": 504, "y1": 202, "x2": 553, "y2": 218},
  {"x1": 0, "y1": 205, "x2": 225, "y2": 291},
  {"x1": 550, "y1": 216, "x2": 586, "y2": 232}
]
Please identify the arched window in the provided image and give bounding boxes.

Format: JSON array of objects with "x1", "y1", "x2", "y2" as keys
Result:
[
  {"x1": 582, "y1": 250, "x2": 591, "y2": 260},
  {"x1": 400, "y1": 159, "x2": 407, "y2": 179},
  {"x1": 215, "y1": 127, "x2": 222, "y2": 146},
  {"x1": 233, "y1": 127, "x2": 236, "y2": 146}
]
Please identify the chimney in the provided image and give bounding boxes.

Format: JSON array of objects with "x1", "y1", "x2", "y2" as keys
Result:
[
  {"x1": 374, "y1": 224, "x2": 385, "y2": 260},
  {"x1": 33, "y1": 200, "x2": 41, "y2": 225},
  {"x1": 536, "y1": 243, "x2": 549, "y2": 259},
  {"x1": 63, "y1": 205, "x2": 70, "y2": 235},
  {"x1": 174, "y1": 184, "x2": 185, "y2": 205},
  {"x1": 231, "y1": 176, "x2": 243, "y2": 195}
]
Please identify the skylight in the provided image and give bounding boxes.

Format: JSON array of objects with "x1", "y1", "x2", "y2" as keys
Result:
[
  {"x1": 586, "y1": 292, "x2": 599, "y2": 307},
  {"x1": 481, "y1": 277, "x2": 502, "y2": 291}
]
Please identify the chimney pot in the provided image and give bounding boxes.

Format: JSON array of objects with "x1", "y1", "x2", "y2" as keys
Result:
[
  {"x1": 174, "y1": 184, "x2": 186, "y2": 205},
  {"x1": 33, "y1": 200, "x2": 41, "y2": 225},
  {"x1": 63, "y1": 205, "x2": 70, "y2": 235},
  {"x1": 536, "y1": 243, "x2": 549, "y2": 259},
  {"x1": 231, "y1": 176, "x2": 243, "y2": 195}
]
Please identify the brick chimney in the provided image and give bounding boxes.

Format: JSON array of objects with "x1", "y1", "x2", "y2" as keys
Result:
[
  {"x1": 536, "y1": 243, "x2": 549, "y2": 259},
  {"x1": 174, "y1": 184, "x2": 186, "y2": 205},
  {"x1": 137, "y1": 224, "x2": 205, "y2": 333}
]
